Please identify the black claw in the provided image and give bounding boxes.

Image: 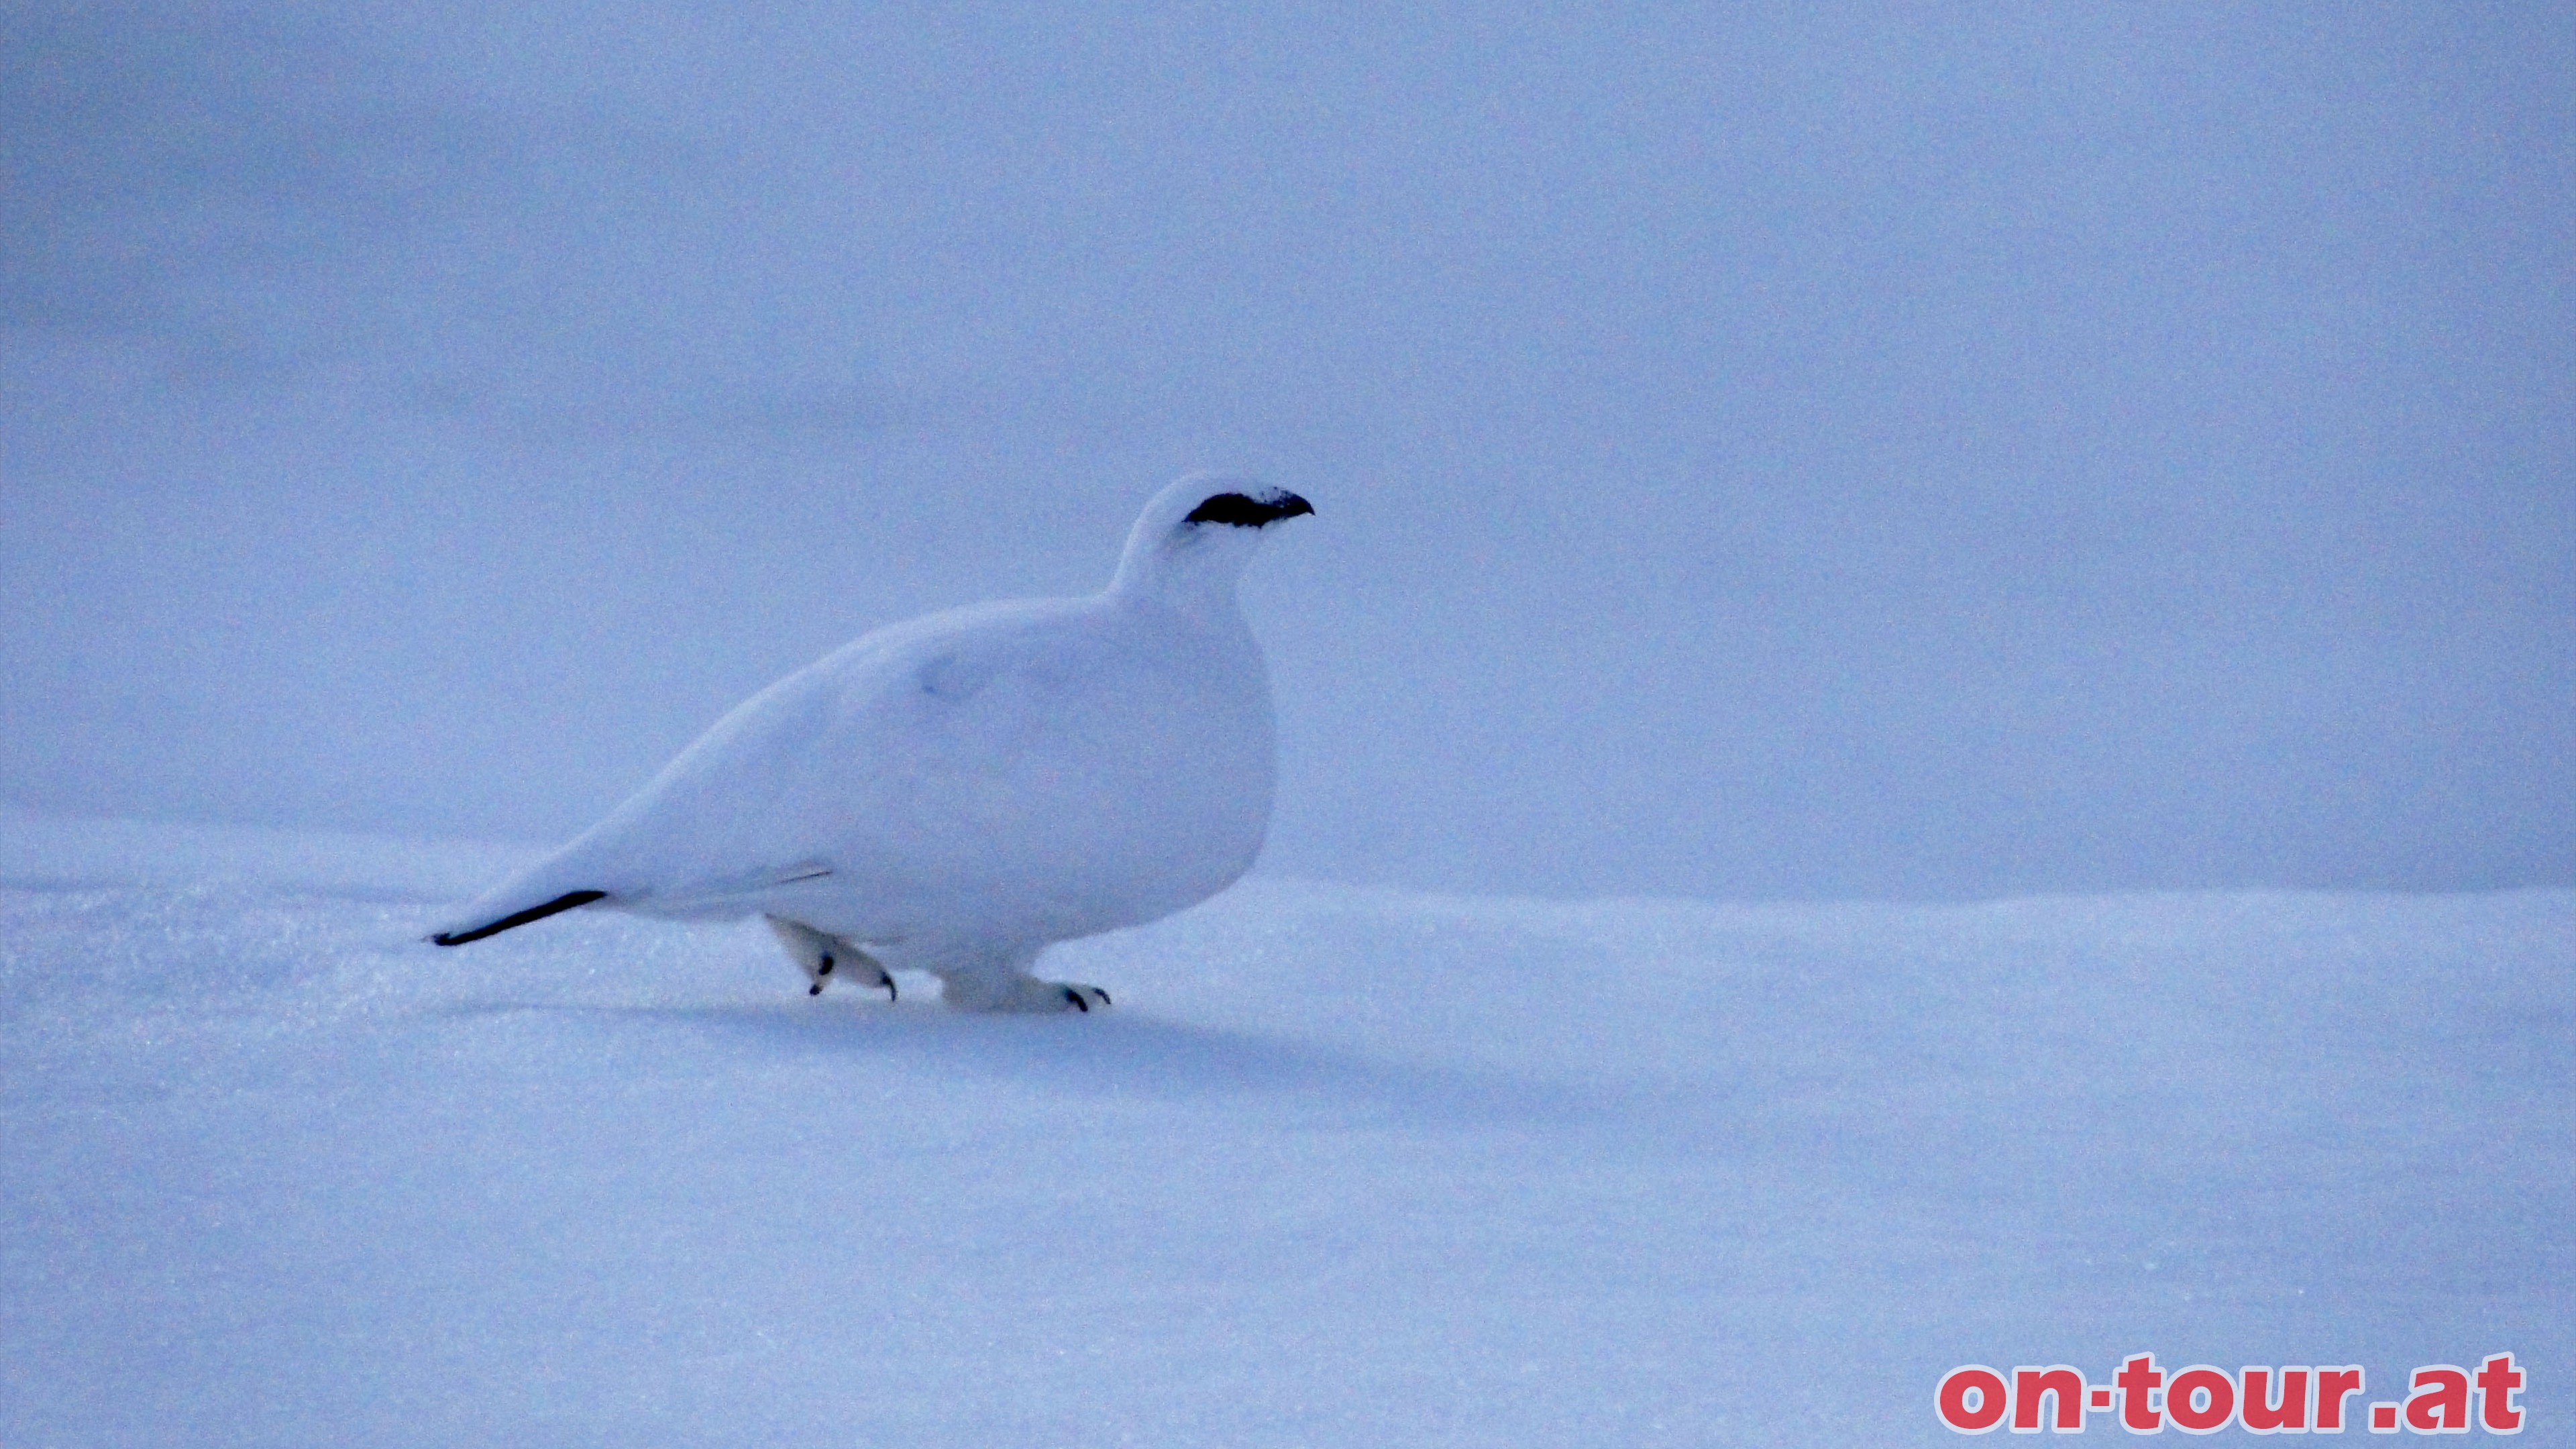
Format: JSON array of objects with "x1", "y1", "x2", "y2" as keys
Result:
[
  {"x1": 883, "y1": 977, "x2": 898, "y2": 1002},
  {"x1": 818, "y1": 953, "x2": 835, "y2": 977},
  {"x1": 1097, "y1": 988, "x2": 1111, "y2": 1006},
  {"x1": 808, "y1": 982, "x2": 823, "y2": 996},
  {"x1": 1064, "y1": 985, "x2": 1088, "y2": 1012}
]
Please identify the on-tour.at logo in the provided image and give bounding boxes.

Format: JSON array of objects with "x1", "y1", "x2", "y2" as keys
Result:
[{"x1": 1937, "y1": 1352, "x2": 2526, "y2": 1434}]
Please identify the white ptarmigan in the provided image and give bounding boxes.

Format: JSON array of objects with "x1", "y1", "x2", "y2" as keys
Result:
[{"x1": 429, "y1": 475, "x2": 1311, "y2": 1012}]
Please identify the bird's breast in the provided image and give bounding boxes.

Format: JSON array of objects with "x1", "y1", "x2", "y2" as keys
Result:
[{"x1": 805, "y1": 613, "x2": 1274, "y2": 937}]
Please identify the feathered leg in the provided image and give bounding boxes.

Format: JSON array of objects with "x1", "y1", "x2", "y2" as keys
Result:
[{"x1": 765, "y1": 916, "x2": 896, "y2": 1001}]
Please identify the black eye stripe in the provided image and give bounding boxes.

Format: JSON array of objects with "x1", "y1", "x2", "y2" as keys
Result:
[
  {"x1": 1185, "y1": 493, "x2": 1273, "y2": 526},
  {"x1": 1184, "y1": 492, "x2": 1313, "y2": 527}
]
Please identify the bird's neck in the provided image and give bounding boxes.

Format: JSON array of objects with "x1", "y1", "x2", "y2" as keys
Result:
[{"x1": 1107, "y1": 531, "x2": 1260, "y2": 616}]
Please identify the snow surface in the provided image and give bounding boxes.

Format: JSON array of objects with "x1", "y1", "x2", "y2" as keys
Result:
[{"x1": 3, "y1": 812, "x2": 2569, "y2": 1445}]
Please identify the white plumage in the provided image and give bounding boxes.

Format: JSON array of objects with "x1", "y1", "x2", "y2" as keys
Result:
[{"x1": 431, "y1": 474, "x2": 1312, "y2": 1011}]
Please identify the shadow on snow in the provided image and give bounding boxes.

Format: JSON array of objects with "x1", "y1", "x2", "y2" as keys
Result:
[{"x1": 431, "y1": 996, "x2": 1588, "y2": 1128}]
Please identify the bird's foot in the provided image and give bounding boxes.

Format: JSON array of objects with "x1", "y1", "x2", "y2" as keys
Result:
[
  {"x1": 941, "y1": 973, "x2": 1113, "y2": 1014},
  {"x1": 766, "y1": 916, "x2": 896, "y2": 1002}
]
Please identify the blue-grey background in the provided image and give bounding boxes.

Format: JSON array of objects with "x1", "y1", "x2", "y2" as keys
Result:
[{"x1": 4, "y1": 2, "x2": 2569, "y2": 901}]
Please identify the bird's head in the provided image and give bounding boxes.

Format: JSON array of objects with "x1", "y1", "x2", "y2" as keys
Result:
[{"x1": 1110, "y1": 473, "x2": 1313, "y2": 608}]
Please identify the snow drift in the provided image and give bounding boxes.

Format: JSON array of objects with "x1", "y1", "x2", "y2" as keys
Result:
[{"x1": 2, "y1": 812, "x2": 2567, "y2": 1444}]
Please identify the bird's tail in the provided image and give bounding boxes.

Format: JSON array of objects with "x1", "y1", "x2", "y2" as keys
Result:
[
  {"x1": 426, "y1": 852, "x2": 831, "y2": 945},
  {"x1": 428, "y1": 889, "x2": 609, "y2": 946}
]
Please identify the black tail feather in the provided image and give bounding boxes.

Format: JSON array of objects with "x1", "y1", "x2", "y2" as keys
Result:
[{"x1": 431, "y1": 890, "x2": 608, "y2": 946}]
